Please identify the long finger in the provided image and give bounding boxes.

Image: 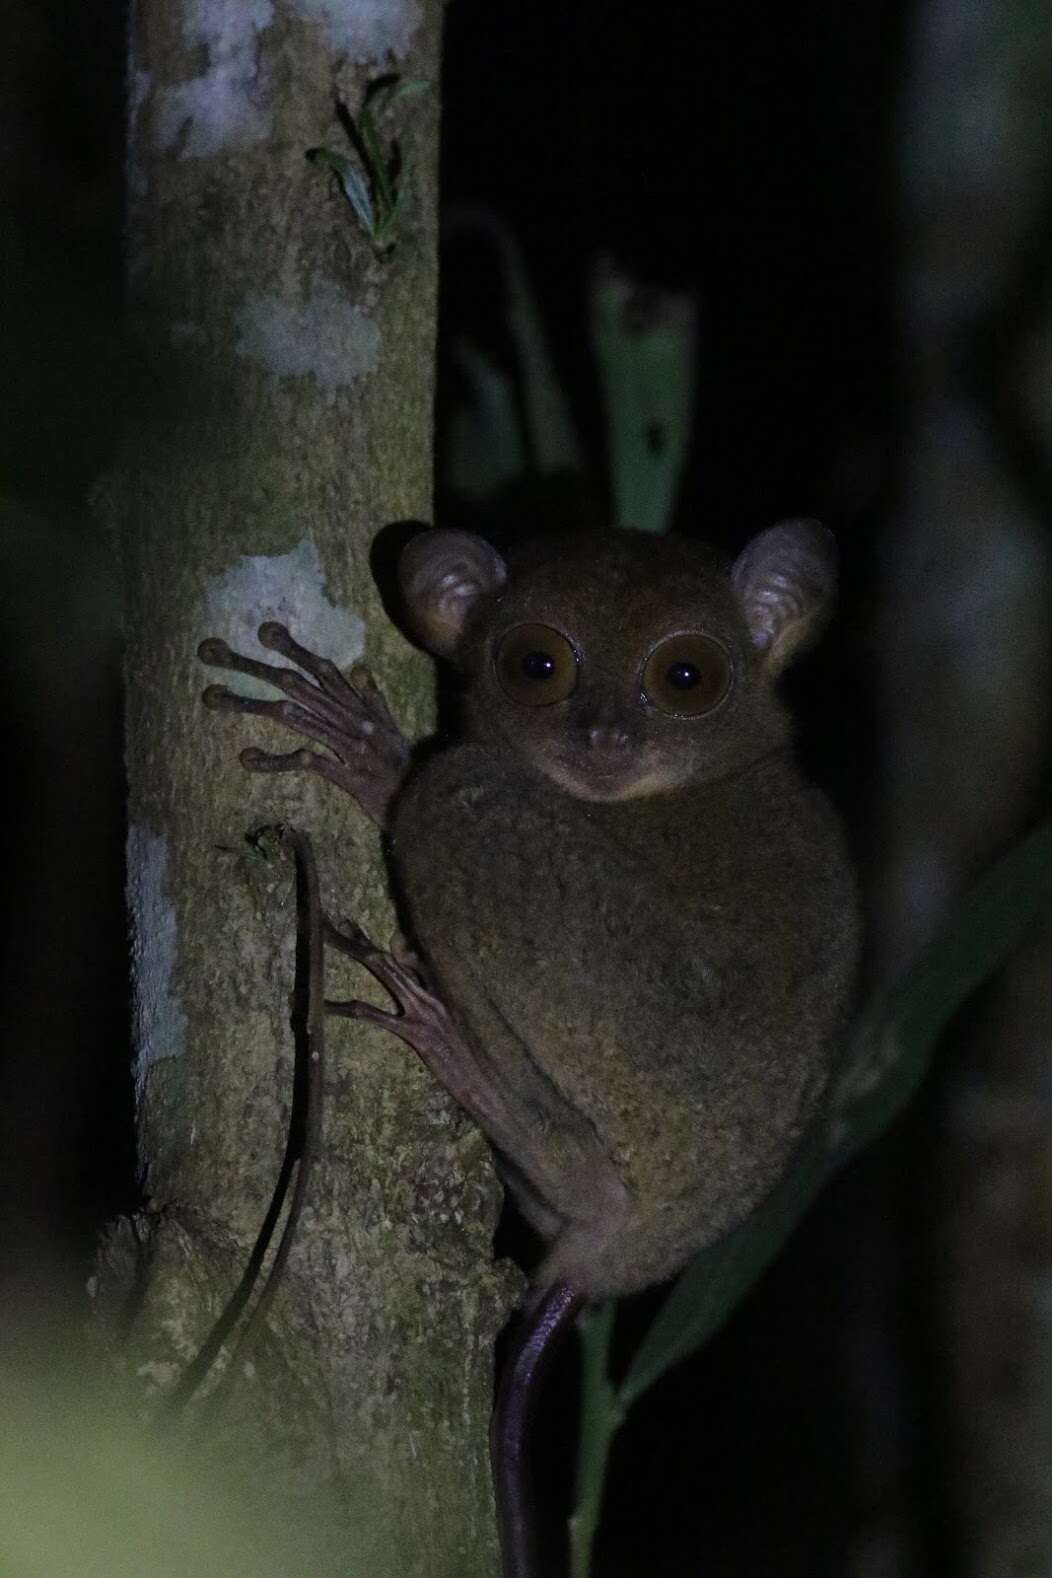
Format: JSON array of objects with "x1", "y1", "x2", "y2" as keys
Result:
[
  {"x1": 199, "y1": 645, "x2": 355, "y2": 733},
  {"x1": 199, "y1": 637, "x2": 302, "y2": 690},
  {"x1": 239, "y1": 746, "x2": 361, "y2": 797},
  {"x1": 324, "y1": 920, "x2": 425, "y2": 1003},
  {"x1": 205, "y1": 689, "x2": 379, "y2": 765},
  {"x1": 258, "y1": 623, "x2": 364, "y2": 708},
  {"x1": 348, "y1": 663, "x2": 400, "y2": 731}
]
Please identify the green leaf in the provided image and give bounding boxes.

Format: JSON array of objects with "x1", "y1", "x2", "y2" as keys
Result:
[
  {"x1": 305, "y1": 145, "x2": 353, "y2": 178},
  {"x1": 831, "y1": 818, "x2": 1052, "y2": 1167},
  {"x1": 389, "y1": 153, "x2": 414, "y2": 220},
  {"x1": 619, "y1": 1139, "x2": 827, "y2": 1407},
  {"x1": 619, "y1": 818, "x2": 1052, "y2": 1406},
  {"x1": 569, "y1": 1301, "x2": 622, "y2": 1578},
  {"x1": 442, "y1": 211, "x2": 584, "y2": 491},
  {"x1": 444, "y1": 338, "x2": 525, "y2": 498},
  {"x1": 358, "y1": 113, "x2": 388, "y2": 206},
  {"x1": 338, "y1": 165, "x2": 375, "y2": 234},
  {"x1": 590, "y1": 262, "x2": 697, "y2": 535},
  {"x1": 305, "y1": 146, "x2": 375, "y2": 234},
  {"x1": 366, "y1": 76, "x2": 428, "y2": 119}
]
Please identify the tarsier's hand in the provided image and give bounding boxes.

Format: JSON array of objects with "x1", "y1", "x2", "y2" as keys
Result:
[{"x1": 199, "y1": 623, "x2": 410, "y2": 829}]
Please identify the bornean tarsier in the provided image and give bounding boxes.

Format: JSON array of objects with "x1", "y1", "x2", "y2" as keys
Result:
[{"x1": 200, "y1": 522, "x2": 858, "y2": 1570}]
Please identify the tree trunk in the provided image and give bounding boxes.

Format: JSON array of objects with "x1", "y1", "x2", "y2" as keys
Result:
[
  {"x1": 96, "y1": 4, "x2": 509, "y2": 1573},
  {"x1": 883, "y1": 0, "x2": 1052, "y2": 1572}
]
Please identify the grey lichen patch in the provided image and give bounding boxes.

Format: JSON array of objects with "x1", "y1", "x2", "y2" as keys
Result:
[
  {"x1": 200, "y1": 538, "x2": 366, "y2": 699},
  {"x1": 154, "y1": 0, "x2": 274, "y2": 159},
  {"x1": 127, "y1": 826, "x2": 188, "y2": 1094},
  {"x1": 234, "y1": 281, "x2": 381, "y2": 399},
  {"x1": 290, "y1": 0, "x2": 421, "y2": 64}
]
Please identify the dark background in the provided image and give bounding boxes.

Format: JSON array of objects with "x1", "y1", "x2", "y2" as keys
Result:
[
  {"x1": 439, "y1": 5, "x2": 906, "y2": 1574},
  {"x1": 3, "y1": 0, "x2": 1046, "y2": 1574}
]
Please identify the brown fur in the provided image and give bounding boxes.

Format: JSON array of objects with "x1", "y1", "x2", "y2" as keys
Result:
[{"x1": 393, "y1": 524, "x2": 858, "y2": 1296}]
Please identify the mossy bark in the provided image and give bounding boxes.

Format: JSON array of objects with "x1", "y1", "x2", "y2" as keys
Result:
[{"x1": 97, "y1": 4, "x2": 510, "y2": 1573}]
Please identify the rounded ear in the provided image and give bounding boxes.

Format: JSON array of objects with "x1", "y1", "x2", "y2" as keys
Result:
[
  {"x1": 398, "y1": 529, "x2": 508, "y2": 657},
  {"x1": 731, "y1": 519, "x2": 836, "y2": 675}
]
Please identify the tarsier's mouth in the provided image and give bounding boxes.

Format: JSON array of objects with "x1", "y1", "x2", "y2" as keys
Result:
[{"x1": 541, "y1": 753, "x2": 671, "y2": 802}]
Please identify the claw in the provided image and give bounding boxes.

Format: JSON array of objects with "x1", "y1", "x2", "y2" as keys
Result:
[
  {"x1": 240, "y1": 746, "x2": 312, "y2": 772},
  {"x1": 198, "y1": 638, "x2": 234, "y2": 664},
  {"x1": 257, "y1": 621, "x2": 291, "y2": 650},
  {"x1": 324, "y1": 915, "x2": 373, "y2": 955},
  {"x1": 202, "y1": 684, "x2": 235, "y2": 709},
  {"x1": 325, "y1": 998, "x2": 396, "y2": 1024}
]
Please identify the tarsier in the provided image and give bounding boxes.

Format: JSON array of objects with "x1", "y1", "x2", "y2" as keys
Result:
[{"x1": 200, "y1": 522, "x2": 858, "y2": 1576}]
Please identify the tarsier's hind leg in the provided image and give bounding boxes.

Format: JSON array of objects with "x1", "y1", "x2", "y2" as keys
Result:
[
  {"x1": 492, "y1": 1153, "x2": 633, "y2": 1292},
  {"x1": 324, "y1": 915, "x2": 631, "y2": 1268},
  {"x1": 324, "y1": 914, "x2": 527, "y2": 1139}
]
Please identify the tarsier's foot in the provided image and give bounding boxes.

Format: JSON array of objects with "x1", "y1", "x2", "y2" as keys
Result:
[
  {"x1": 325, "y1": 914, "x2": 632, "y2": 1252},
  {"x1": 199, "y1": 623, "x2": 410, "y2": 828},
  {"x1": 321, "y1": 921, "x2": 435, "y2": 1016},
  {"x1": 324, "y1": 915, "x2": 524, "y2": 1139}
]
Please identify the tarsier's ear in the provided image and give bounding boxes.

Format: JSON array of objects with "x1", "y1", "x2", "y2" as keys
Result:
[
  {"x1": 731, "y1": 518, "x2": 837, "y2": 676},
  {"x1": 398, "y1": 529, "x2": 508, "y2": 657}
]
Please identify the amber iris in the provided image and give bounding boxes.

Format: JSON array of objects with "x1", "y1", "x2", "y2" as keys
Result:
[
  {"x1": 495, "y1": 623, "x2": 578, "y2": 706},
  {"x1": 642, "y1": 633, "x2": 731, "y2": 717}
]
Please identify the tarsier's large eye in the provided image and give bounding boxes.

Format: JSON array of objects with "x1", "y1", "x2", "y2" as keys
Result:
[
  {"x1": 642, "y1": 633, "x2": 731, "y2": 717},
  {"x1": 495, "y1": 623, "x2": 578, "y2": 706}
]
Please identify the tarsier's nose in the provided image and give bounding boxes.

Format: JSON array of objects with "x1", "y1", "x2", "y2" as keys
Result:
[{"x1": 586, "y1": 721, "x2": 632, "y2": 753}]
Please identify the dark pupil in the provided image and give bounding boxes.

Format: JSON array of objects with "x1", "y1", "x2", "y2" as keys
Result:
[
  {"x1": 666, "y1": 660, "x2": 701, "y2": 691},
  {"x1": 521, "y1": 650, "x2": 556, "y2": 680}
]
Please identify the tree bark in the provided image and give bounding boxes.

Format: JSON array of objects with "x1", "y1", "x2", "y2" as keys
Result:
[
  {"x1": 882, "y1": 0, "x2": 1052, "y2": 1572},
  {"x1": 96, "y1": 4, "x2": 510, "y2": 1573}
]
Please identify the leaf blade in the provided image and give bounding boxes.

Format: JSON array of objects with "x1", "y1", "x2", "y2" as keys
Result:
[
  {"x1": 619, "y1": 1140, "x2": 826, "y2": 1407},
  {"x1": 619, "y1": 819, "x2": 1052, "y2": 1407},
  {"x1": 305, "y1": 146, "x2": 375, "y2": 234},
  {"x1": 832, "y1": 818, "x2": 1052, "y2": 1166}
]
